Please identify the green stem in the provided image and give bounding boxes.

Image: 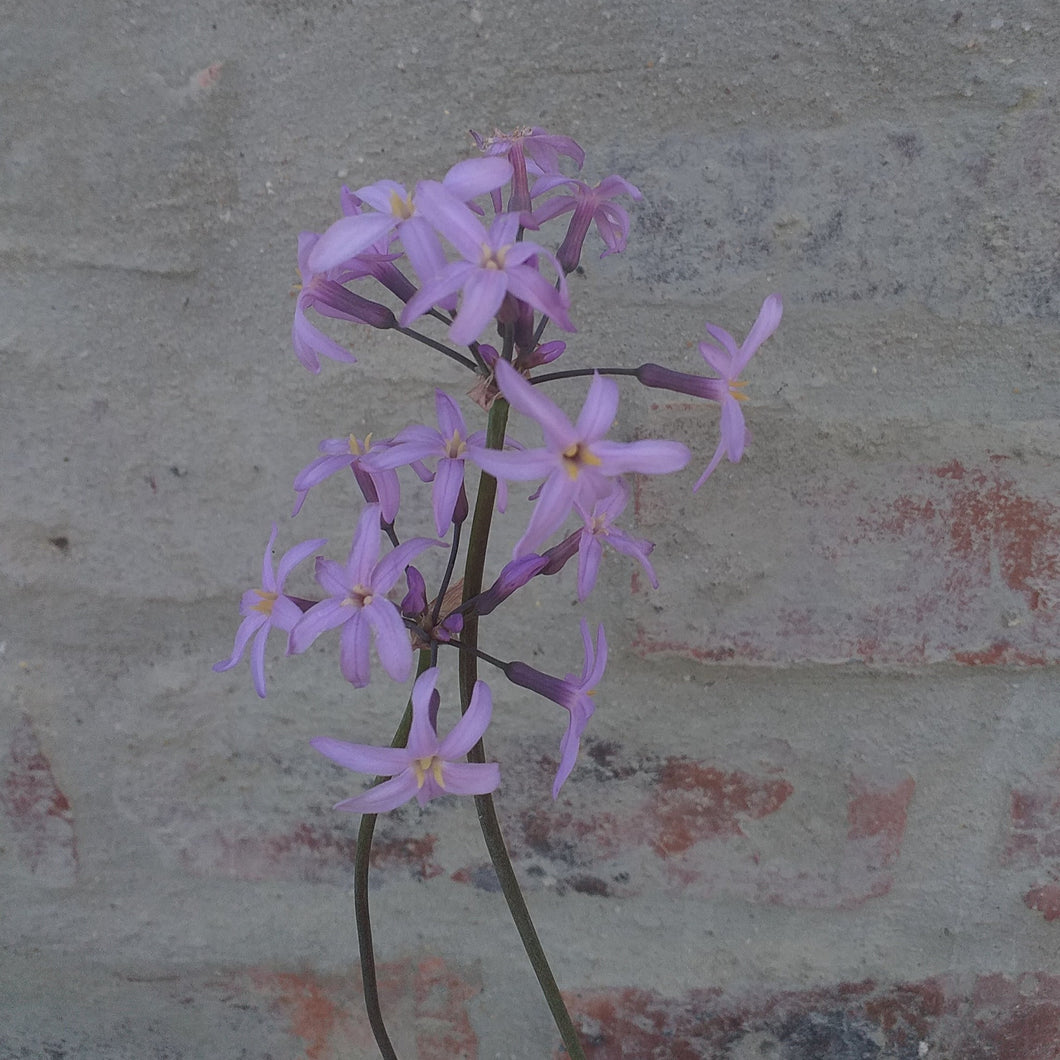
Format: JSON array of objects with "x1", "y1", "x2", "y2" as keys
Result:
[
  {"x1": 458, "y1": 398, "x2": 588, "y2": 1060},
  {"x1": 354, "y1": 649, "x2": 434, "y2": 1060}
]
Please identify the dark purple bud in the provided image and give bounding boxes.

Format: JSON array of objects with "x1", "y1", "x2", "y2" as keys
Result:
[
  {"x1": 635, "y1": 363, "x2": 726, "y2": 401},
  {"x1": 470, "y1": 554, "x2": 549, "y2": 616},
  {"x1": 540, "y1": 531, "x2": 580, "y2": 575},
  {"x1": 401, "y1": 566, "x2": 428, "y2": 617},
  {"x1": 310, "y1": 280, "x2": 397, "y2": 330},
  {"x1": 556, "y1": 202, "x2": 596, "y2": 274}
]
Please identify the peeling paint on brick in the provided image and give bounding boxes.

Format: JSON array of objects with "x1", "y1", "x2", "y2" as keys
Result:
[
  {"x1": 0, "y1": 713, "x2": 77, "y2": 886},
  {"x1": 558, "y1": 974, "x2": 1060, "y2": 1059}
]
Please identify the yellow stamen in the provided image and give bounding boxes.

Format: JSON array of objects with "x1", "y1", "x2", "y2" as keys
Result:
[
  {"x1": 388, "y1": 189, "x2": 416, "y2": 220},
  {"x1": 413, "y1": 755, "x2": 446, "y2": 789},
  {"x1": 340, "y1": 585, "x2": 373, "y2": 609},
  {"x1": 561, "y1": 442, "x2": 603, "y2": 480},
  {"x1": 481, "y1": 243, "x2": 510, "y2": 270},
  {"x1": 250, "y1": 589, "x2": 278, "y2": 616},
  {"x1": 445, "y1": 429, "x2": 465, "y2": 459},
  {"x1": 729, "y1": 379, "x2": 749, "y2": 402}
]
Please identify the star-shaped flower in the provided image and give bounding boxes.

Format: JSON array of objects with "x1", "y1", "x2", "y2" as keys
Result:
[
  {"x1": 503, "y1": 619, "x2": 607, "y2": 797},
  {"x1": 312, "y1": 667, "x2": 500, "y2": 813},
  {"x1": 474, "y1": 359, "x2": 689, "y2": 556},
  {"x1": 288, "y1": 504, "x2": 443, "y2": 688},
  {"x1": 214, "y1": 525, "x2": 326, "y2": 698}
]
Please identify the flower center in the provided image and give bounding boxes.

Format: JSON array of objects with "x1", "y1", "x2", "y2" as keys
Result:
[
  {"x1": 413, "y1": 755, "x2": 446, "y2": 789},
  {"x1": 388, "y1": 190, "x2": 416, "y2": 220},
  {"x1": 561, "y1": 442, "x2": 603, "y2": 480},
  {"x1": 480, "y1": 243, "x2": 510, "y2": 270},
  {"x1": 444, "y1": 429, "x2": 466, "y2": 459},
  {"x1": 728, "y1": 379, "x2": 749, "y2": 402},
  {"x1": 250, "y1": 589, "x2": 279, "y2": 616},
  {"x1": 341, "y1": 584, "x2": 374, "y2": 609}
]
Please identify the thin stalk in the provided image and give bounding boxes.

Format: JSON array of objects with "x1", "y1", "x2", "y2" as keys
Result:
[
  {"x1": 530, "y1": 365, "x2": 640, "y2": 385},
  {"x1": 395, "y1": 326, "x2": 478, "y2": 371},
  {"x1": 354, "y1": 650, "x2": 434, "y2": 1060},
  {"x1": 458, "y1": 397, "x2": 588, "y2": 1060}
]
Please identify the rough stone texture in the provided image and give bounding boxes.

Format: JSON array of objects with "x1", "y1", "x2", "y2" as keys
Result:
[{"x1": 1, "y1": 0, "x2": 1058, "y2": 1057}]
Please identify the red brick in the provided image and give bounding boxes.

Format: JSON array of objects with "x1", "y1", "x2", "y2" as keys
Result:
[
  {"x1": 243, "y1": 956, "x2": 479, "y2": 1060},
  {"x1": 505, "y1": 744, "x2": 914, "y2": 909},
  {"x1": 0, "y1": 714, "x2": 77, "y2": 886},
  {"x1": 177, "y1": 823, "x2": 442, "y2": 884},
  {"x1": 634, "y1": 455, "x2": 1058, "y2": 666},
  {"x1": 557, "y1": 974, "x2": 1060, "y2": 1059}
]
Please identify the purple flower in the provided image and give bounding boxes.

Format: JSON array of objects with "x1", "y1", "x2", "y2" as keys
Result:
[
  {"x1": 214, "y1": 525, "x2": 326, "y2": 698},
  {"x1": 364, "y1": 390, "x2": 488, "y2": 535},
  {"x1": 292, "y1": 233, "x2": 362, "y2": 374},
  {"x1": 693, "y1": 294, "x2": 782, "y2": 489},
  {"x1": 532, "y1": 174, "x2": 643, "y2": 273},
  {"x1": 312, "y1": 667, "x2": 500, "y2": 813},
  {"x1": 292, "y1": 433, "x2": 401, "y2": 521},
  {"x1": 504, "y1": 620, "x2": 607, "y2": 797},
  {"x1": 401, "y1": 185, "x2": 574, "y2": 345},
  {"x1": 472, "y1": 127, "x2": 584, "y2": 213},
  {"x1": 288, "y1": 504, "x2": 444, "y2": 688},
  {"x1": 308, "y1": 158, "x2": 513, "y2": 276},
  {"x1": 473, "y1": 359, "x2": 690, "y2": 556},
  {"x1": 633, "y1": 295, "x2": 782, "y2": 489},
  {"x1": 573, "y1": 480, "x2": 657, "y2": 601}
]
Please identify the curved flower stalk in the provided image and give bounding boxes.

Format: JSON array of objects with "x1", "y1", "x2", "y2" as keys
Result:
[{"x1": 312, "y1": 667, "x2": 500, "y2": 812}]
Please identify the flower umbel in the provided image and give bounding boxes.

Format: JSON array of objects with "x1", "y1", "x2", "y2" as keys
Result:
[{"x1": 312, "y1": 667, "x2": 500, "y2": 812}]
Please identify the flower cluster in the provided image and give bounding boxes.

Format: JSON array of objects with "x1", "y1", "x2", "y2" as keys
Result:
[{"x1": 217, "y1": 126, "x2": 782, "y2": 810}]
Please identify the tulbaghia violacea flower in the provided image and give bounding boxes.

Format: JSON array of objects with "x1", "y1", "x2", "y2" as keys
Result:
[
  {"x1": 637, "y1": 295, "x2": 783, "y2": 490},
  {"x1": 293, "y1": 232, "x2": 396, "y2": 373},
  {"x1": 288, "y1": 504, "x2": 444, "y2": 688},
  {"x1": 472, "y1": 127, "x2": 585, "y2": 213},
  {"x1": 312, "y1": 667, "x2": 500, "y2": 813},
  {"x1": 572, "y1": 479, "x2": 657, "y2": 601},
  {"x1": 402, "y1": 185, "x2": 574, "y2": 346},
  {"x1": 308, "y1": 157, "x2": 513, "y2": 276},
  {"x1": 504, "y1": 620, "x2": 607, "y2": 797},
  {"x1": 531, "y1": 174, "x2": 643, "y2": 273},
  {"x1": 364, "y1": 389, "x2": 490, "y2": 535},
  {"x1": 214, "y1": 525, "x2": 326, "y2": 698},
  {"x1": 291, "y1": 434, "x2": 401, "y2": 521},
  {"x1": 473, "y1": 359, "x2": 690, "y2": 557}
]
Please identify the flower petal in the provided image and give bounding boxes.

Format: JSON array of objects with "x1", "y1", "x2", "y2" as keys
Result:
[
  {"x1": 333, "y1": 772, "x2": 421, "y2": 814},
  {"x1": 364, "y1": 599, "x2": 412, "y2": 684},
  {"x1": 450, "y1": 268, "x2": 509, "y2": 346},
  {"x1": 574, "y1": 373, "x2": 619, "y2": 442},
  {"x1": 311, "y1": 737, "x2": 411, "y2": 777},
  {"x1": 439, "y1": 761, "x2": 501, "y2": 796},
  {"x1": 494, "y1": 360, "x2": 576, "y2": 450},
  {"x1": 338, "y1": 611, "x2": 373, "y2": 687},
  {"x1": 437, "y1": 680, "x2": 493, "y2": 759}
]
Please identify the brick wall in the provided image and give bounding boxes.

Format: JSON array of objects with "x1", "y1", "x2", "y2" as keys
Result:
[{"x1": 1, "y1": 0, "x2": 1057, "y2": 1057}]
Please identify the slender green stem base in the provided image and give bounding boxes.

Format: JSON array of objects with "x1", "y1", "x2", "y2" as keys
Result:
[{"x1": 458, "y1": 397, "x2": 588, "y2": 1060}]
